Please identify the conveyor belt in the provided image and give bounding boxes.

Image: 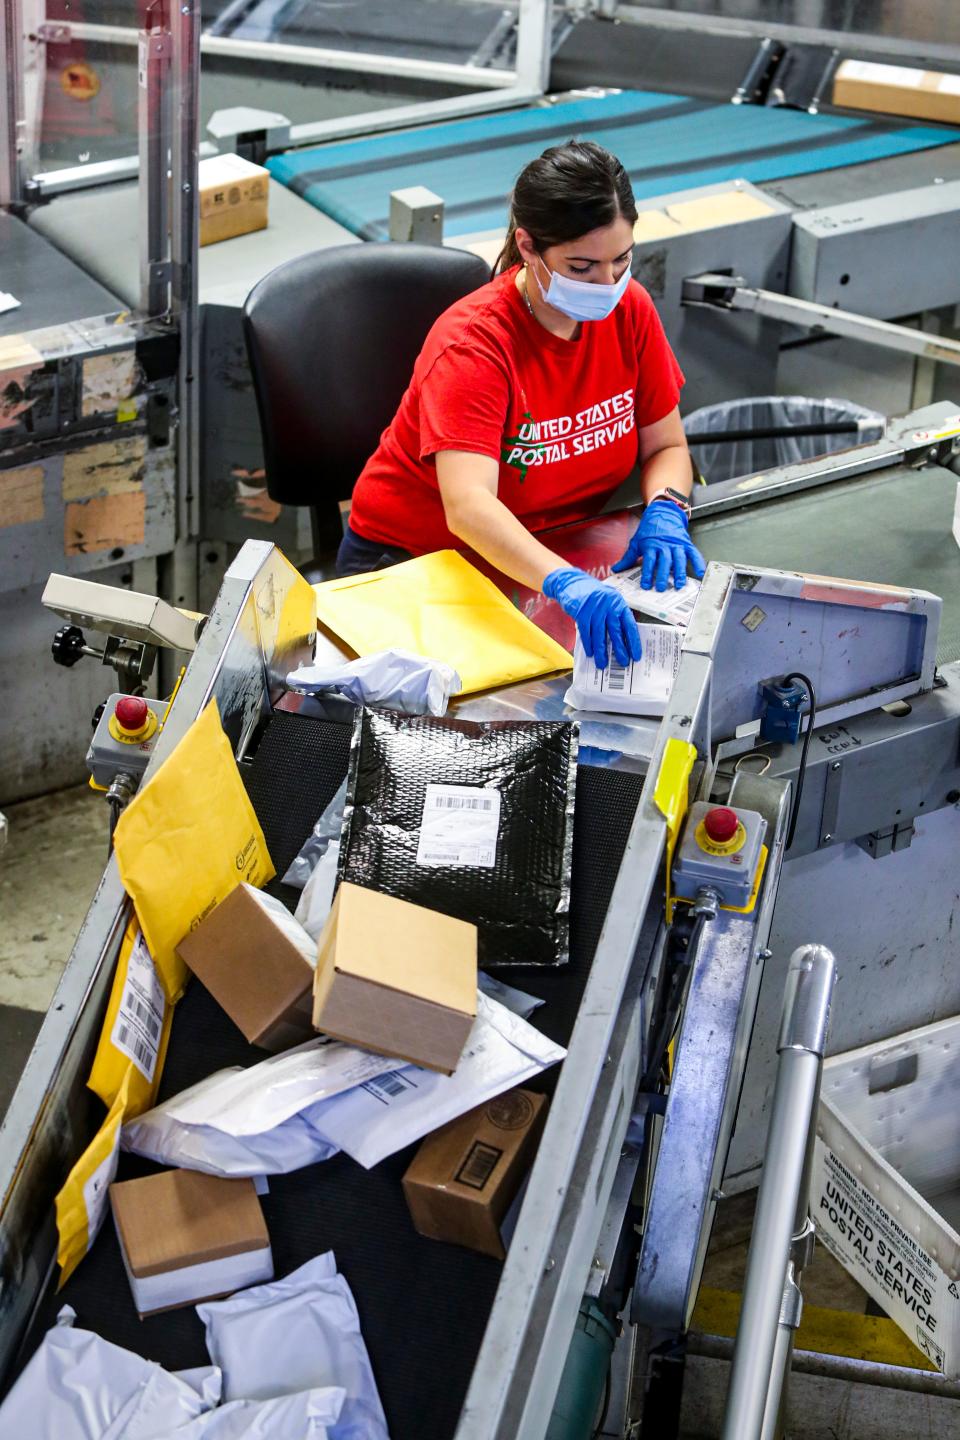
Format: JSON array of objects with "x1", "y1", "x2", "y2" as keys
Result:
[
  {"x1": 696, "y1": 462, "x2": 960, "y2": 666},
  {"x1": 34, "y1": 710, "x2": 645, "y2": 1440},
  {"x1": 266, "y1": 88, "x2": 960, "y2": 240}
]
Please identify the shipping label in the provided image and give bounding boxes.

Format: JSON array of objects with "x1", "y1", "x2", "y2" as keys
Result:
[
  {"x1": 111, "y1": 932, "x2": 165, "y2": 1082},
  {"x1": 416, "y1": 784, "x2": 501, "y2": 869}
]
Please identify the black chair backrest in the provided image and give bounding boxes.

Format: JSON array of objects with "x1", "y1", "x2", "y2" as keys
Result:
[{"x1": 243, "y1": 242, "x2": 491, "y2": 547}]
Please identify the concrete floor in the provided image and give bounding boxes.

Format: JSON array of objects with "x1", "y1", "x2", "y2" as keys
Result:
[{"x1": 0, "y1": 784, "x2": 107, "y2": 1116}]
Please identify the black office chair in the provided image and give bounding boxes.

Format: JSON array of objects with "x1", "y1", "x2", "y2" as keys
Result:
[{"x1": 243, "y1": 242, "x2": 492, "y2": 578}]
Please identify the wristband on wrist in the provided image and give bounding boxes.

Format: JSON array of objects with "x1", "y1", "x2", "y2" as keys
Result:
[{"x1": 645, "y1": 486, "x2": 692, "y2": 517}]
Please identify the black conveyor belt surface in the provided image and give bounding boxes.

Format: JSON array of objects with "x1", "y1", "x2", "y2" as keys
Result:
[{"x1": 38, "y1": 710, "x2": 645, "y2": 1438}]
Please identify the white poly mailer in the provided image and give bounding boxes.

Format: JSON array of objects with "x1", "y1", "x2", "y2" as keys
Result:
[
  {"x1": 157, "y1": 1388, "x2": 346, "y2": 1438},
  {"x1": 122, "y1": 1039, "x2": 403, "y2": 1177},
  {"x1": 287, "y1": 648, "x2": 460, "y2": 718},
  {"x1": 311, "y1": 992, "x2": 565, "y2": 1169},
  {"x1": 813, "y1": 1015, "x2": 960, "y2": 1377},
  {"x1": 0, "y1": 1308, "x2": 215, "y2": 1438},
  {"x1": 197, "y1": 1255, "x2": 388, "y2": 1440},
  {"x1": 476, "y1": 971, "x2": 544, "y2": 1020}
]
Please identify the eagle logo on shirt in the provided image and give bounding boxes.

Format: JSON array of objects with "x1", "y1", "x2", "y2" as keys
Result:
[{"x1": 501, "y1": 410, "x2": 541, "y2": 482}]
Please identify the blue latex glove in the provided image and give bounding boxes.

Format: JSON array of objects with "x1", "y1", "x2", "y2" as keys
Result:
[
  {"x1": 543, "y1": 567, "x2": 642, "y2": 670},
  {"x1": 611, "y1": 499, "x2": 706, "y2": 592}
]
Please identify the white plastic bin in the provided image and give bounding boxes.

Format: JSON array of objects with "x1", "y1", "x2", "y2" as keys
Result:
[{"x1": 813, "y1": 1015, "x2": 960, "y2": 1376}]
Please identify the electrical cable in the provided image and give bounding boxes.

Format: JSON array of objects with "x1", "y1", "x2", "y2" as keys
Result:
[
  {"x1": 107, "y1": 796, "x2": 121, "y2": 857},
  {"x1": 641, "y1": 908, "x2": 710, "y2": 1093},
  {"x1": 783, "y1": 671, "x2": 817, "y2": 853}
]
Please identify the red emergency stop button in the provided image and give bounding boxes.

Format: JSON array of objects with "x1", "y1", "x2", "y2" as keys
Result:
[
  {"x1": 704, "y1": 807, "x2": 739, "y2": 844},
  {"x1": 115, "y1": 696, "x2": 149, "y2": 733},
  {"x1": 108, "y1": 694, "x2": 158, "y2": 745}
]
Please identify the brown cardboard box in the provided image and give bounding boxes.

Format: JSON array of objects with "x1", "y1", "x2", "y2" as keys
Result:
[
  {"x1": 177, "y1": 883, "x2": 315, "y2": 1051},
  {"x1": 313, "y1": 882, "x2": 477, "y2": 1074},
  {"x1": 832, "y1": 59, "x2": 960, "y2": 126},
  {"x1": 110, "y1": 1169, "x2": 273, "y2": 1315},
  {"x1": 402, "y1": 1089, "x2": 548, "y2": 1258},
  {"x1": 198, "y1": 153, "x2": 269, "y2": 246}
]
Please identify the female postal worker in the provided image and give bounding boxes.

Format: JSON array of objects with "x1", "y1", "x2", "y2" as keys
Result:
[{"x1": 338, "y1": 139, "x2": 706, "y2": 669}]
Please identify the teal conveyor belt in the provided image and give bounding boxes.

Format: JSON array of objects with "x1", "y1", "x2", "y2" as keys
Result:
[{"x1": 267, "y1": 88, "x2": 960, "y2": 240}]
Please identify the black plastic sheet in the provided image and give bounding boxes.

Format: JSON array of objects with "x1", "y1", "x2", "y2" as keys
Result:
[{"x1": 339, "y1": 709, "x2": 578, "y2": 968}]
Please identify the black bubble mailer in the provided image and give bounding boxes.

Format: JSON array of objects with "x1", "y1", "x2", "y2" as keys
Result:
[{"x1": 338, "y1": 707, "x2": 578, "y2": 968}]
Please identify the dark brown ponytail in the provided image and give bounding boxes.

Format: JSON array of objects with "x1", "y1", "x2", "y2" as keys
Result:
[{"x1": 492, "y1": 138, "x2": 637, "y2": 276}]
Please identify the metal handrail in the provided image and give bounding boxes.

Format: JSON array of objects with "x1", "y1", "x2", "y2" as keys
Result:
[{"x1": 720, "y1": 944, "x2": 836, "y2": 1440}]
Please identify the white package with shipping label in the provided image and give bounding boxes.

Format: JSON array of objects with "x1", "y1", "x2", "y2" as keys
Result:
[
  {"x1": 564, "y1": 626, "x2": 682, "y2": 717},
  {"x1": 287, "y1": 648, "x2": 460, "y2": 717},
  {"x1": 122, "y1": 1039, "x2": 403, "y2": 1177},
  {"x1": 416, "y1": 784, "x2": 501, "y2": 868},
  {"x1": 311, "y1": 992, "x2": 565, "y2": 1168},
  {"x1": 605, "y1": 571, "x2": 700, "y2": 626},
  {"x1": 111, "y1": 931, "x2": 165, "y2": 1082},
  {"x1": 156, "y1": 1387, "x2": 346, "y2": 1439},
  {"x1": 197, "y1": 1254, "x2": 388, "y2": 1440},
  {"x1": 0, "y1": 1307, "x2": 214, "y2": 1438}
]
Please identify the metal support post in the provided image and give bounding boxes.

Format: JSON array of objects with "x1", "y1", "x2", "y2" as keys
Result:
[
  {"x1": 170, "y1": 0, "x2": 201, "y2": 543},
  {"x1": 138, "y1": 16, "x2": 173, "y2": 318},
  {"x1": 514, "y1": 0, "x2": 554, "y2": 92},
  {"x1": 683, "y1": 274, "x2": 960, "y2": 370},
  {"x1": 720, "y1": 945, "x2": 836, "y2": 1440},
  {"x1": 0, "y1": 0, "x2": 24, "y2": 206}
]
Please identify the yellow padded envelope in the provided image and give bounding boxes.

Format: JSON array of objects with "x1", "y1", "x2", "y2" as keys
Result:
[
  {"x1": 113, "y1": 698, "x2": 275, "y2": 1002},
  {"x1": 313, "y1": 550, "x2": 572, "y2": 695}
]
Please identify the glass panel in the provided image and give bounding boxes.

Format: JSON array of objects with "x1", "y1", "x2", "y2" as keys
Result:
[
  {"x1": 202, "y1": 0, "x2": 517, "y2": 67},
  {"x1": 27, "y1": 0, "x2": 528, "y2": 178},
  {"x1": 30, "y1": 2, "x2": 139, "y2": 171}
]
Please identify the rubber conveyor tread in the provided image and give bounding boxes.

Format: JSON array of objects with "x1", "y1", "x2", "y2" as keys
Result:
[
  {"x1": 266, "y1": 87, "x2": 960, "y2": 240},
  {"x1": 37, "y1": 709, "x2": 645, "y2": 1440}
]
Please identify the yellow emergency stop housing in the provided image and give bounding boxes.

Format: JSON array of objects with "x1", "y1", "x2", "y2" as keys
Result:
[
  {"x1": 654, "y1": 741, "x2": 768, "y2": 918},
  {"x1": 694, "y1": 817, "x2": 746, "y2": 857},
  {"x1": 108, "y1": 708, "x2": 159, "y2": 745}
]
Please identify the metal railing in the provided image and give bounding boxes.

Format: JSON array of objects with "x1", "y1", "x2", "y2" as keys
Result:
[{"x1": 721, "y1": 944, "x2": 836, "y2": 1440}]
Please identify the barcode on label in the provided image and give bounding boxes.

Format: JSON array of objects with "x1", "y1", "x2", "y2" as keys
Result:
[
  {"x1": 116, "y1": 1022, "x2": 156, "y2": 1077},
  {"x1": 432, "y1": 794, "x2": 494, "y2": 812},
  {"x1": 363, "y1": 1071, "x2": 414, "y2": 1104},
  {"x1": 455, "y1": 1141, "x2": 504, "y2": 1191},
  {"x1": 124, "y1": 995, "x2": 161, "y2": 1042},
  {"x1": 606, "y1": 664, "x2": 628, "y2": 692}
]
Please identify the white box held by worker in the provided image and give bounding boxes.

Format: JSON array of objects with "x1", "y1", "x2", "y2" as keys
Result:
[
  {"x1": 813, "y1": 1015, "x2": 960, "y2": 1376},
  {"x1": 565, "y1": 624, "x2": 682, "y2": 717}
]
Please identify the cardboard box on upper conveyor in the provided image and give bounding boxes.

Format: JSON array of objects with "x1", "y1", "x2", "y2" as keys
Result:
[{"x1": 833, "y1": 60, "x2": 960, "y2": 127}]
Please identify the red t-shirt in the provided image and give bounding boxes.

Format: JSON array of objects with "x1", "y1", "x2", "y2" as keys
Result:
[{"x1": 348, "y1": 265, "x2": 684, "y2": 555}]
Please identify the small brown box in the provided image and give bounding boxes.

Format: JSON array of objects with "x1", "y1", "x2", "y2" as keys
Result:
[
  {"x1": 832, "y1": 60, "x2": 960, "y2": 127},
  {"x1": 402, "y1": 1089, "x2": 548, "y2": 1259},
  {"x1": 110, "y1": 1169, "x2": 273, "y2": 1316},
  {"x1": 198, "y1": 153, "x2": 270, "y2": 246},
  {"x1": 176, "y1": 883, "x2": 315, "y2": 1051},
  {"x1": 313, "y1": 882, "x2": 477, "y2": 1075}
]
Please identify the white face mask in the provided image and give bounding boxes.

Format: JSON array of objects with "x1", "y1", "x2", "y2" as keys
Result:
[{"x1": 530, "y1": 253, "x2": 632, "y2": 323}]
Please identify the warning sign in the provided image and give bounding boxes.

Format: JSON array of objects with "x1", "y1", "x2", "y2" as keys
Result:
[
  {"x1": 813, "y1": 1137, "x2": 960, "y2": 1376},
  {"x1": 61, "y1": 62, "x2": 100, "y2": 101}
]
